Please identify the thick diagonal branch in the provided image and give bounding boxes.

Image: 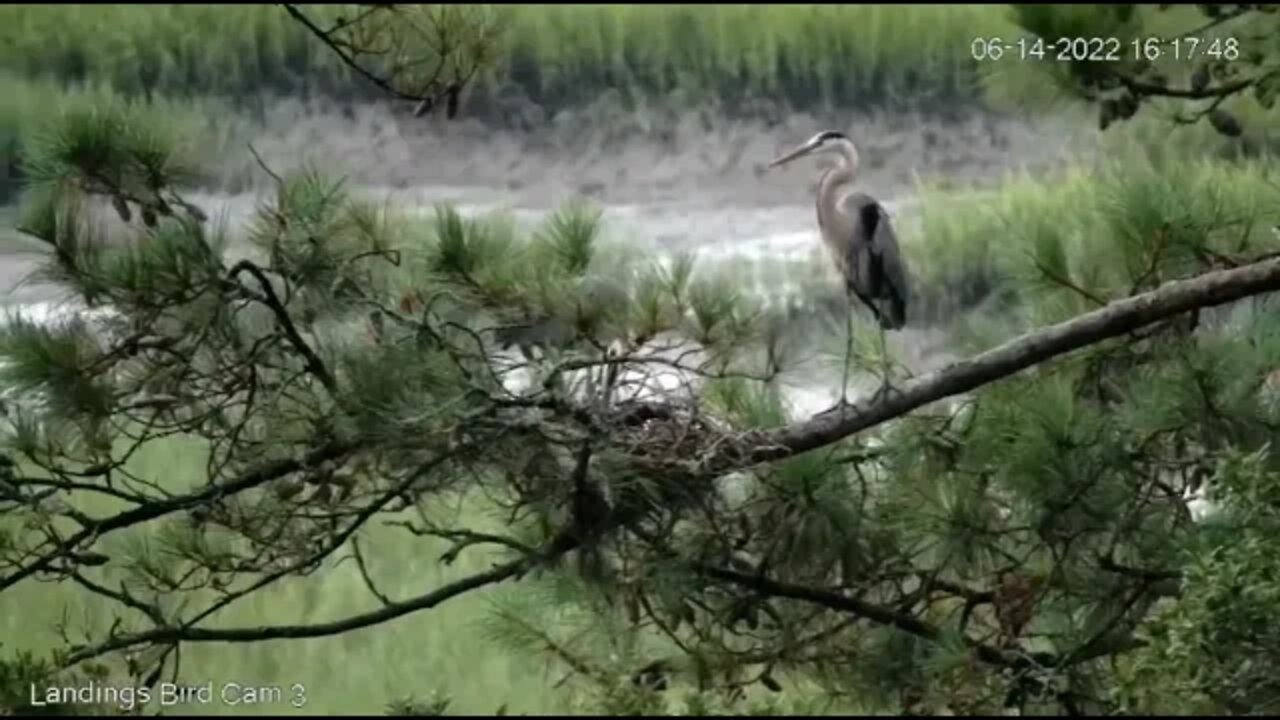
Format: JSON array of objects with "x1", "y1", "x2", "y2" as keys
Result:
[{"x1": 706, "y1": 255, "x2": 1280, "y2": 473}]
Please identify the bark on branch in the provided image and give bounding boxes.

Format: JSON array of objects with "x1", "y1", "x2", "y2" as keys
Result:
[{"x1": 705, "y1": 255, "x2": 1280, "y2": 473}]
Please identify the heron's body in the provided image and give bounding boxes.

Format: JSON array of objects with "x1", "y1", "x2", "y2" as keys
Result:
[
  {"x1": 768, "y1": 129, "x2": 911, "y2": 403},
  {"x1": 808, "y1": 136, "x2": 908, "y2": 330},
  {"x1": 819, "y1": 170, "x2": 911, "y2": 327}
]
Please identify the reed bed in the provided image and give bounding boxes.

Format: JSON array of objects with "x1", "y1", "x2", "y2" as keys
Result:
[{"x1": 0, "y1": 5, "x2": 1012, "y2": 110}]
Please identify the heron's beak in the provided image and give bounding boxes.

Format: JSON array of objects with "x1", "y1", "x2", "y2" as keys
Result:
[{"x1": 768, "y1": 141, "x2": 819, "y2": 169}]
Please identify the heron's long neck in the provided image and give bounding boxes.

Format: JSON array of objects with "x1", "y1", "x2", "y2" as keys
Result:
[{"x1": 817, "y1": 150, "x2": 857, "y2": 229}]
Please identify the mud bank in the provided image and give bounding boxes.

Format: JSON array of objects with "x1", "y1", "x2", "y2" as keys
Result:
[{"x1": 228, "y1": 98, "x2": 1092, "y2": 208}]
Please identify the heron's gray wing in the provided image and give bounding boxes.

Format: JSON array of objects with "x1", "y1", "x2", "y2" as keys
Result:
[
  {"x1": 843, "y1": 193, "x2": 909, "y2": 328},
  {"x1": 872, "y1": 209, "x2": 908, "y2": 303}
]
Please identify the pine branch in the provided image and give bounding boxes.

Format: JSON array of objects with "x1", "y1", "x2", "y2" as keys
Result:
[
  {"x1": 62, "y1": 555, "x2": 533, "y2": 663},
  {"x1": 66, "y1": 572, "x2": 166, "y2": 627},
  {"x1": 691, "y1": 560, "x2": 1023, "y2": 668},
  {"x1": 281, "y1": 4, "x2": 427, "y2": 104},
  {"x1": 55, "y1": 439, "x2": 593, "y2": 666},
  {"x1": 227, "y1": 259, "x2": 338, "y2": 393},
  {"x1": 280, "y1": 3, "x2": 473, "y2": 118},
  {"x1": 1116, "y1": 75, "x2": 1253, "y2": 102}
]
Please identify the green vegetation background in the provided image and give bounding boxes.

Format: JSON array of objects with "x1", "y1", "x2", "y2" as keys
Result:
[
  {"x1": 1, "y1": 3, "x2": 1277, "y2": 716},
  {"x1": 0, "y1": 5, "x2": 1002, "y2": 108}
]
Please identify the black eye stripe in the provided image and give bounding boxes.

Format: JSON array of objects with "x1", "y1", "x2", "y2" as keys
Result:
[{"x1": 817, "y1": 131, "x2": 847, "y2": 143}]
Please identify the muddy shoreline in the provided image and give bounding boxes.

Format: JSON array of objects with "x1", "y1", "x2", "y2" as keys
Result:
[{"x1": 227, "y1": 99, "x2": 1089, "y2": 207}]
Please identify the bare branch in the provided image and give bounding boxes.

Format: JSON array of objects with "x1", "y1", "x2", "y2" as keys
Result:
[
  {"x1": 280, "y1": 3, "x2": 491, "y2": 118},
  {"x1": 67, "y1": 573, "x2": 166, "y2": 627},
  {"x1": 227, "y1": 260, "x2": 338, "y2": 393},
  {"x1": 351, "y1": 537, "x2": 392, "y2": 606},
  {"x1": 247, "y1": 143, "x2": 285, "y2": 188},
  {"x1": 281, "y1": 4, "x2": 426, "y2": 103}
]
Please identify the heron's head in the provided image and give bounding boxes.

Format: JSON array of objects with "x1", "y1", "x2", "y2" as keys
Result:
[{"x1": 768, "y1": 130, "x2": 856, "y2": 169}]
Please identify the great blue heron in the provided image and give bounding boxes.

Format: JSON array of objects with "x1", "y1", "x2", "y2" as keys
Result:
[{"x1": 769, "y1": 130, "x2": 910, "y2": 405}]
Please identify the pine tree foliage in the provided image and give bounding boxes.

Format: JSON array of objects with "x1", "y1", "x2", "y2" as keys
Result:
[{"x1": 1115, "y1": 446, "x2": 1280, "y2": 714}]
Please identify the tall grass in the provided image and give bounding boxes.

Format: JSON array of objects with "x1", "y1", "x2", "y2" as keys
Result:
[
  {"x1": 0, "y1": 5, "x2": 346, "y2": 101},
  {"x1": 498, "y1": 5, "x2": 1011, "y2": 110},
  {"x1": 0, "y1": 5, "x2": 1013, "y2": 112}
]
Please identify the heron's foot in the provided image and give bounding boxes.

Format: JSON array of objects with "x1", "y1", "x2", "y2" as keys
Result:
[
  {"x1": 818, "y1": 396, "x2": 853, "y2": 418},
  {"x1": 871, "y1": 376, "x2": 904, "y2": 404}
]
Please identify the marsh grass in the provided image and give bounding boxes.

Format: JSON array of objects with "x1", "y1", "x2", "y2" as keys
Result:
[
  {"x1": 0, "y1": 5, "x2": 1012, "y2": 112},
  {"x1": 11, "y1": 4, "x2": 1257, "y2": 119},
  {"x1": 498, "y1": 5, "x2": 1012, "y2": 111}
]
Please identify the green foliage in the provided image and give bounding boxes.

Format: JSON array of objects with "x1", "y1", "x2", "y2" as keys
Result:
[
  {"x1": 0, "y1": 72, "x2": 246, "y2": 205},
  {"x1": 98, "y1": 218, "x2": 229, "y2": 305},
  {"x1": 247, "y1": 167, "x2": 397, "y2": 311},
  {"x1": 533, "y1": 201, "x2": 601, "y2": 278},
  {"x1": 22, "y1": 105, "x2": 194, "y2": 194},
  {"x1": 1009, "y1": 4, "x2": 1138, "y2": 43},
  {"x1": 701, "y1": 377, "x2": 787, "y2": 429},
  {"x1": 909, "y1": 153, "x2": 1280, "y2": 348},
  {"x1": 428, "y1": 204, "x2": 503, "y2": 282},
  {"x1": 989, "y1": 4, "x2": 1280, "y2": 142},
  {"x1": 1117, "y1": 447, "x2": 1280, "y2": 714},
  {"x1": 0, "y1": 314, "x2": 114, "y2": 421}
]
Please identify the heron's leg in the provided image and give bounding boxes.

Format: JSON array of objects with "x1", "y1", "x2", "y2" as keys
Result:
[
  {"x1": 878, "y1": 325, "x2": 890, "y2": 389},
  {"x1": 840, "y1": 296, "x2": 855, "y2": 407},
  {"x1": 869, "y1": 324, "x2": 899, "y2": 404}
]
